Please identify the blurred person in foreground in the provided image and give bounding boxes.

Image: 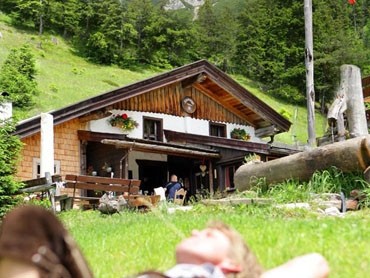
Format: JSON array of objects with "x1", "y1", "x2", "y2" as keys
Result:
[
  {"x1": 0, "y1": 205, "x2": 329, "y2": 278},
  {"x1": 0, "y1": 205, "x2": 93, "y2": 278},
  {"x1": 137, "y1": 221, "x2": 329, "y2": 278}
]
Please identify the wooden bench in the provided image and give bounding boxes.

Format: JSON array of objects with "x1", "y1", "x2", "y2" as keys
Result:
[
  {"x1": 20, "y1": 174, "x2": 71, "y2": 212},
  {"x1": 64, "y1": 175, "x2": 141, "y2": 208}
]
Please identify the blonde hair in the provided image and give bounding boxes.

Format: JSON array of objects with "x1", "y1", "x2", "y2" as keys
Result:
[{"x1": 207, "y1": 221, "x2": 264, "y2": 278}]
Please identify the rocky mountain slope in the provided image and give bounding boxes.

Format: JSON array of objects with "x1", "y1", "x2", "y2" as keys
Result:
[{"x1": 165, "y1": 0, "x2": 205, "y2": 10}]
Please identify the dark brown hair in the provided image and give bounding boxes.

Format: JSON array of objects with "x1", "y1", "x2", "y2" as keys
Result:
[{"x1": 0, "y1": 205, "x2": 94, "y2": 278}]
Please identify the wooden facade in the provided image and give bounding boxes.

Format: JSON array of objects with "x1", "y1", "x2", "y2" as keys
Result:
[
  {"x1": 17, "y1": 119, "x2": 84, "y2": 180},
  {"x1": 115, "y1": 83, "x2": 247, "y2": 125}
]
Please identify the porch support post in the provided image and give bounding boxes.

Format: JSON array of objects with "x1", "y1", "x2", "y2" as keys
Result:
[
  {"x1": 217, "y1": 165, "x2": 224, "y2": 191},
  {"x1": 208, "y1": 160, "x2": 214, "y2": 196},
  {"x1": 40, "y1": 113, "x2": 54, "y2": 177},
  {"x1": 119, "y1": 149, "x2": 129, "y2": 179}
]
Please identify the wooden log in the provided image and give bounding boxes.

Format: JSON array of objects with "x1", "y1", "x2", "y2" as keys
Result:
[
  {"x1": 346, "y1": 199, "x2": 359, "y2": 210},
  {"x1": 234, "y1": 135, "x2": 370, "y2": 191}
]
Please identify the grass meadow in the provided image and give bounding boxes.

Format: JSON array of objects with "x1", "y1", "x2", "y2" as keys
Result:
[{"x1": 58, "y1": 204, "x2": 370, "y2": 278}]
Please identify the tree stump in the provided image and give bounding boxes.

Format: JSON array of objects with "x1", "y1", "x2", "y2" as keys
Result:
[{"x1": 341, "y1": 65, "x2": 368, "y2": 137}]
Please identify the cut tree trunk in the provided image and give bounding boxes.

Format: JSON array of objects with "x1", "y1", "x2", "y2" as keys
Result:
[
  {"x1": 327, "y1": 94, "x2": 347, "y2": 142},
  {"x1": 234, "y1": 135, "x2": 370, "y2": 191},
  {"x1": 325, "y1": 64, "x2": 367, "y2": 143},
  {"x1": 342, "y1": 65, "x2": 368, "y2": 137}
]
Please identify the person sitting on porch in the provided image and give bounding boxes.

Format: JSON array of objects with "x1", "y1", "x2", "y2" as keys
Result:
[{"x1": 165, "y1": 174, "x2": 182, "y2": 201}]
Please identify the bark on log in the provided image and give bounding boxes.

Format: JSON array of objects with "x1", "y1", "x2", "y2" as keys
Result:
[
  {"x1": 346, "y1": 199, "x2": 359, "y2": 210},
  {"x1": 234, "y1": 135, "x2": 370, "y2": 191}
]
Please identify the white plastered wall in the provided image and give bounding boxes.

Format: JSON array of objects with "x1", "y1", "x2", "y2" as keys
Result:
[{"x1": 88, "y1": 110, "x2": 260, "y2": 142}]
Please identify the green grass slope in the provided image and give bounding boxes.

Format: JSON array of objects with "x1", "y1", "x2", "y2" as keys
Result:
[
  {"x1": 0, "y1": 14, "x2": 160, "y2": 116},
  {"x1": 0, "y1": 13, "x2": 325, "y2": 145}
]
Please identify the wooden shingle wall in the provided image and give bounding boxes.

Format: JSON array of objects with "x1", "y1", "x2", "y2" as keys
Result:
[{"x1": 17, "y1": 119, "x2": 84, "y2": 180}]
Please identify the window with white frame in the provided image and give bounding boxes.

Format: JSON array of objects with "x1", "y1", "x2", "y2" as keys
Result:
[{"x1": 32, "y1": 158, "x2": 61, "y2": 178}]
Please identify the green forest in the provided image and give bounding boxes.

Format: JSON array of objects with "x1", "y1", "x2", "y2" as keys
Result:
[{"x1": 1, "y1": 0, "x2": 369, "y2": 109}]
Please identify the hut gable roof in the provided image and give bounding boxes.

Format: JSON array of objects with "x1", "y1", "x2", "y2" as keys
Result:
[{"x1": 14, "y1": 60, "x2": 291, "y2": 138}]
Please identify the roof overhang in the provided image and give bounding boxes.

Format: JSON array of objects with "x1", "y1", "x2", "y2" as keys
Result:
[
  {"x1": 78, "y1": 131, "x2": 220, "y2": 159},
  {"x1": 164, "y1": 130, "x2": 271, "y2": 154},
  {"x1": 78, "y1": 130, "x2": 298, "y2": 158},
  {"x1": 102, "y1": 139, "x2": 221, "y2": 159},
  {"x1": 191, "y1": 64, "x2": 291, "y2": 133}
]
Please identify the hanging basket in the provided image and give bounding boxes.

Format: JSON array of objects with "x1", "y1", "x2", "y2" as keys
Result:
[
  {"x1": 108, "y1": 113, "x2": 138, "y2": 132},
  {"x1": 230, "y1": 128, "x2": 250, "y2": 141}
]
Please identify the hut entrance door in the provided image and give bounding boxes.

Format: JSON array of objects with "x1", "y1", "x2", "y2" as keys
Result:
[{"x1": 137, "y1": 160, "x2": 167, "y2": 195}]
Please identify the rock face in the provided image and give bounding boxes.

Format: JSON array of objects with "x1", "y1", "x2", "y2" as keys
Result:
[{"x1": 165, "y1": 0, "x2": 205, "y2": 10}]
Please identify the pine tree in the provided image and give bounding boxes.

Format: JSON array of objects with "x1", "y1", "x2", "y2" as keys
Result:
[
  {"x1": 0, "y1": 45, "x2": 39, "y2": 108},
  {"x1": 195, "y1": 0, "x2": 238, "y2": 71},
  {"x1": 313, "y1": 0, "x2": 369, "y2": 105},
  {"x1": 0, "y1": 121, "x2": 23, "y2": 218}
]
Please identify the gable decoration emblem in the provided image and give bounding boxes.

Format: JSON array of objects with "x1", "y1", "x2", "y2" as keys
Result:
[{"x1": 181, "y1": 96, "x2": 196, "y2": 114}]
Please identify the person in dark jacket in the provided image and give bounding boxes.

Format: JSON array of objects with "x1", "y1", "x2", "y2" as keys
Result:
[{"x1": 165, "y1": 175, "x2": 182, "y2": 201}]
